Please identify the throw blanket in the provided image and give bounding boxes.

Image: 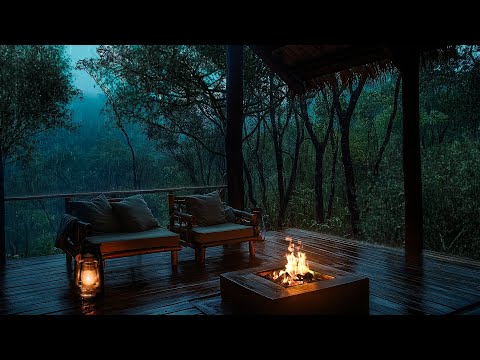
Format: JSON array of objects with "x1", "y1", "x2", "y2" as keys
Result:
[{"x1": 55, "y1": 213, "x2": 79, "y2": 250}]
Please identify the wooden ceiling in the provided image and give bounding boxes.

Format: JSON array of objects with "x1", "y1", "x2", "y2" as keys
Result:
[{"x1": 249, "y1": 44, "x2": 446, "y2": 93}]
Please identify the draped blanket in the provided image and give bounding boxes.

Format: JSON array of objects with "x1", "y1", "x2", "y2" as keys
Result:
[{"x1": 55, "y1": 213, "x2": 79, "y2": 250}]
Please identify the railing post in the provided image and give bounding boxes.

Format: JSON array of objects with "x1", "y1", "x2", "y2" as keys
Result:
[
  {"x1": 64, "y1": 197, "x2": 72, "y2": 214},
  {"x1": 0, "y1": 152, "x2": 5, "y2": 265},
  {"x1": 168, "y1": 192, "x2": 174, "y2": 230}
]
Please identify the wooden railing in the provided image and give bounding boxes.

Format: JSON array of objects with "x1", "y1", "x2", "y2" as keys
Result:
[
  {"x1": 2, "y1": 185, "x2": 228, "y2": 262},
  {"x1": 4, "y1": 185, "x2": 227, "y2": 202}
]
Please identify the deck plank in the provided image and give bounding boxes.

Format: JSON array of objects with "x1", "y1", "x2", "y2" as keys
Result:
[{"x1": 1, "y1": 228, "x2": 480, "y2": 315}]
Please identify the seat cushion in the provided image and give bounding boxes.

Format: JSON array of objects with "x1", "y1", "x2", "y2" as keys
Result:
[
  {"x1": 192, "y1": 223, "x2": 254, "y2": 244},
  {"x1": 85, "y1": 227, "x2": 180, "y2": 254}
]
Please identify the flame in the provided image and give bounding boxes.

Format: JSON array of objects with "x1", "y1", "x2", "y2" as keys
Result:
[
  {"x1": 81, "y1": 269, "x2": 97, "y2": 286},
  {"x1": 272, "y1": 237, "x2": 313, "y2": 286}
]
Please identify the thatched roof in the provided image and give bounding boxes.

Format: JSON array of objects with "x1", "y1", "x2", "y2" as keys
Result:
[{"x1": 250, "y1": 44, "x2": 456, "y2": 94}]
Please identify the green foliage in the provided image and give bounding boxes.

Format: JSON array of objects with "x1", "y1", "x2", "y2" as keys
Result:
[
  {"x1": 422, "y1": 140, "x2": 480, "y2": 257},
  {"x1": 0, "y1": 45, "x2": 78, "y2": 162},
  {"x1": 4, "y1": 45, "x2": 480, "y2": 263}
]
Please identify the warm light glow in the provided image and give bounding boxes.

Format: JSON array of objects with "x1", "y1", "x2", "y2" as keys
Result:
[
  {"x1": 272, "y1": 237, "x2": 314, "y2": 286},
  {"x1": 75, "y1": 254, "x2": 100, "y2": 299},
  {"x1": 81, "y1": 269, "x2": 97, "y2": 287}
]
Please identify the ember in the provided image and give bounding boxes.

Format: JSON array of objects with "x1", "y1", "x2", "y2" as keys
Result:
[{"x1": 258, "y1": 237, "x2": 334, "y2": 287}]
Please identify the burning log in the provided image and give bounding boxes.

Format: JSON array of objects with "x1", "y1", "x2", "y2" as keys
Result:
[{"x1": 259, "y1": 237, "x2": 335, "y2": 288}]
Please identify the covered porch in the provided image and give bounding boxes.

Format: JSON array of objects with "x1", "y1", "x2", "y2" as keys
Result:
[{"x1": 1, "y1": 44, "x2": 477, "y2": 316}]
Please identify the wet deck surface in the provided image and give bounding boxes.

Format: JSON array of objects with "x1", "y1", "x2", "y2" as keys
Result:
[{"x1": 2, "y1": 228, "x2": 480, "y2": 315}]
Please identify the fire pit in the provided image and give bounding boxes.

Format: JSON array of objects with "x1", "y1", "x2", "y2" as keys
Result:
[{"x1": 220, "y1": 237, "x2": 369, "y2": 314}]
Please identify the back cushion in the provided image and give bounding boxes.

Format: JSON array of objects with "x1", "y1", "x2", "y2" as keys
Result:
[
  {"x1": 69, "y1": 194, "x2": 120, "y2": 233},
  {"x1": 185, "y1": 190, "x2": 227, "y2": 226},
  {"x1": 110, "y1": 194, "x2": 159, "y2": 232}
]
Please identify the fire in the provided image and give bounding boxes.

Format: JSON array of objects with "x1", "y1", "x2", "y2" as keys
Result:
[{"x1": 272, "y1": 237, "x2": 314, "y2": 286}]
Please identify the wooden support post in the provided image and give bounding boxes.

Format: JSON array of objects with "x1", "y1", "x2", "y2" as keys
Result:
[
  {"x1": 226, "y1": 45, "x2": 245, "y2": 210},
  {"x1": 0, "y1": 153, "x2": 5, "y2": 265},
  {"x1": 393, "y1": 46, "x2": 423, "y2": 266}
]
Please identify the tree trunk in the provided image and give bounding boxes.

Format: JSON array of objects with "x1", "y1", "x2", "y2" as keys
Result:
[
  {"x1": 269, "y1": 75, "x2": 286, "y2": 226},
  {"x1": 0, "y1": 150, "x2": 5, "y2": 264},
  {"x1": 37, "y1": 200, "x2": 56, "y2": 232},
  {"x1": 332, "y1": 78, "x2": 366, "y2": 238},
  {"x1": 339, "y1": 121, "x2": 361, "y2": 237},
  {"x1": 243, "y1": 156, "x2": 257, "y2": 208},
  {"x1": 313, "y1": 148, "x2": 325, "y2": 223},
  {"x1": 373, "y1": 74, "x2": 402, "y2": 176},
  {"x1": 279, "y1": 110, "x2": 303, "y2": 227},
  {"x1": 300, "y1": 95, "x2": 333, "y2": 224},
  {"x1": 363, "y1": 74, "x2": 402, "y2": 216},
  {"x1": 84, "y1": 68, "x2": 139, "y2": 190},
  {"x1": 173, "y1": 153, "x2": 199, "y2": 186},
  {"x1": 118, "y1": 125, "x2": 139, "y2": 189},
  {"x1": 255, "y1": 123, "x2": 268, "y2": 214},
  {"x1": 268, "y1": 77, "x2": 303, "y2": 228},
  {"x1": 327, "y1": 130, "x2": 338, "y2": 220}
]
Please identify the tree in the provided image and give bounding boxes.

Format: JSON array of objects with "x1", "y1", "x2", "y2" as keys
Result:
[
  {"x1": 0, "y1": 45, "x2": 77, "y2": 263},
  {"x1": 299, "y1": 91, "x2": 334, "y2": 224},
  {"x1": 331, "y1": 75, "x2": 367, "y2": 238},
  {"x1": 76, "y1": 58, "x2": 140, "y2": 188},
  {"x1": 266, "y1": 75, "x2": 304, "y2": 227}
]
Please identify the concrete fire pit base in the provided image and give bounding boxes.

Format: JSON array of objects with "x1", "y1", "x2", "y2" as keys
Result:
[{"x1": 220, "y1": 262, "x2": 369, "y2": 315}]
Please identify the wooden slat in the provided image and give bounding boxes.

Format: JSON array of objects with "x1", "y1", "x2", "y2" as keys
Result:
[{"x1": 2, "y1": 228, "x2": 480, "y2": 315}]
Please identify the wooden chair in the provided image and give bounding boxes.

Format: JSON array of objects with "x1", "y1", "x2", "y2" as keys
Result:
[
  {"x1": 64, "y1": 196, "x2": 182, "y2": 292},
  {"x1": 168, "y1": 189, "x2": 260, "y2": 265}
]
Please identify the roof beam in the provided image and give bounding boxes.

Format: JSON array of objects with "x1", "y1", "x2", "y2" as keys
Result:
[
  {"x1": 249, "y1": 45, "x2": 306, "y2": 94},
  {"x1": 294, "y1": 45, "x2": 391, "y2": 79}
]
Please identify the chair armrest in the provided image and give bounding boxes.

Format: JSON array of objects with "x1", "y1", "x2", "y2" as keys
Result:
[
  {"x1": 75, "y1": 221, "x2": 93, "y2": 248},
  {"x1": 232, "y1": 209, "x2": 258, "y2": 227},
  {"x1": 64, "y1": 220, "x2": 92, "y2": 256},
  {"x1": 77, "y1": 220, "x2": 93, "y2": 238},
  {"x1": 173, "y1": 211, "x2": 196, "y2": 227},
  {"x1": 232, "y1": 209, "x2": 255, "y2": 221}
]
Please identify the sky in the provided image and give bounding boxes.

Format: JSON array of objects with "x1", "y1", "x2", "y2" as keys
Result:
[{"x1": 66, "y1": 45, "x2": 102, "y2": 96}]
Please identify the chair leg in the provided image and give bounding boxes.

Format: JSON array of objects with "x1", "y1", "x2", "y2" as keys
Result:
[
  {"x1": 171, "y1": 250, "x2": 178, "y2": 269},
  {"x1": 249, "y1": 241, "x2": 255, "y2": 257},
  {"x1": 195, "y1": 247, "x2": 205, "y2": 266},
  {"x1": 97, "y1": 253, "x2": 105, "y2": 296},
  {"x1": 66, "y1": 253, "x2": 72, "y2": 276}
]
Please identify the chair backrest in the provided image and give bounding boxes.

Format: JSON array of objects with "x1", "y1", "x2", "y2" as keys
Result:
[
  {"x1": 65, "y1": 196, "x2": 124, "y2": 215},
  {"x1": 168, "y1": 189, "x2": 226, "y2": 228}
]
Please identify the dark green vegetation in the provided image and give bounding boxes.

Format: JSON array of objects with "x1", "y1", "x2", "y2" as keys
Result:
[
  {"x1": 3, "y1": 45, "x2": 480, "y2": 260},
  {"x1": 0, "y1": 45, "x2": 78, "y2": 260}
]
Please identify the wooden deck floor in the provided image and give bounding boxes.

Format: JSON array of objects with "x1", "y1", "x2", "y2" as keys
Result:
[{"x1": 2, "y1": 228, "x2": 480, "y2": 315}]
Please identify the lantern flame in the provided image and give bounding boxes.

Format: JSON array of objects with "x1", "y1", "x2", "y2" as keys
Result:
[{"x1": 81, "y1": 269, "x2": 97, "y2": 286}]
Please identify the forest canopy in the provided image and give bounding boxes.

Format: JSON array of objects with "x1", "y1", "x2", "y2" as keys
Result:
[{"x1": 2, "y1": 45, "x2": 479, "y2": 260}]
